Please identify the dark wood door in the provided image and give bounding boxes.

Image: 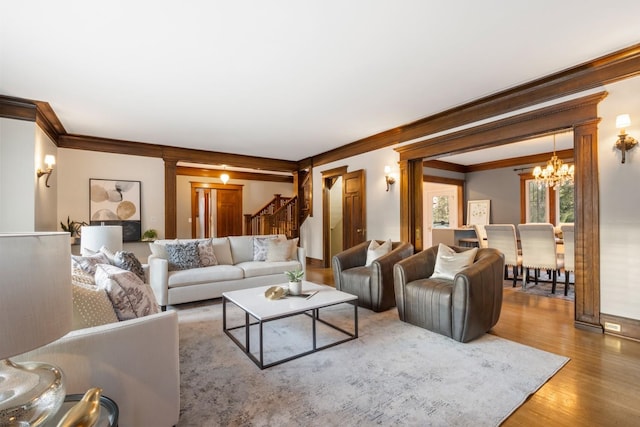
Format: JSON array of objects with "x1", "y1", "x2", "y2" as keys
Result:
[
  {"x1": 342, "y1": 169, "x2": 366, "y2": 249},
  {"x1": 217, "y1": 189, "x2": 243, "y2": 237}
]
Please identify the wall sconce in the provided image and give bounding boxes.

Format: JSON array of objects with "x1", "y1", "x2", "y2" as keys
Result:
[
  {"x1": 36, "y1": 154, "x2": 56, "y2": 187},
  {"x1": 220, "y1": 172, "x2": 230, "y2": 184},
  {"x1": 615, "y1": 114, "x2": 637, "y2": 164},
  {"x1": 384, "y1": 166, "x2": 396, "y2": 191}
]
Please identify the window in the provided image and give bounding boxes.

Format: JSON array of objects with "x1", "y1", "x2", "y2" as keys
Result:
[{"x1": 520, "y1": 175, "x2": 574, "y2": 224}]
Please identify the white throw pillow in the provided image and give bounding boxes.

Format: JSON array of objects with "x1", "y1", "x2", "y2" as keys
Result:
[
  {"x1": 431, "y1": 243, "x2": 478, "y2": 280},
  {"x1": 365, "y1": 239, "x2": 392, "y2": 266},
  {"x1": 72, "y1": 282, "x2": 119, "y2": 329},
  {"x1": 266, "y1": 239, "x2": 296, "y2": 262}
]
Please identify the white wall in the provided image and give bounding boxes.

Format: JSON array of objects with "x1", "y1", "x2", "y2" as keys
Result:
[
  {"x1": 598, "y1": 76, "x2": 640, "y2": 320},
  {"x1": 0, "y1": 118, "x2": 36, "y2": 231},
  {"x1": 57, "y1": 148, "x2": 165, "y2": 238},
  {"x1": 301, "y1": 146, "x2": 401, "y2": 260},
  {"x1": 175, "y1": 174, "x2": 294, "y2": 238},
  {"x1": 34, "y1": 126, "x2": 58, "y2": 231}
]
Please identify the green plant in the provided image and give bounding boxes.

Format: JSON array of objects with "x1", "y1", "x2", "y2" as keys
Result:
[
  {"x1": 60, "y1": 216, "x2": 88, "y2": 237},
  {"x1": 284, "y1": 269, "x2": 304, "y2": 283},
  {"x1": 142, "y1": 229, "x2": 158, "y2": 241}
]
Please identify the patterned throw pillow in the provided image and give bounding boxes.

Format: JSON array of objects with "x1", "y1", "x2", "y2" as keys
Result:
[
  {"x1": 114, "y1": 251, "x2": 145, "y2": 281},
  {"x1": 197, "y1": 239, "x2": 218, "y2": 267},
  {"x1": 72, "y1": 282, "x2": 119, "y2": 329},
  {"x1": 165, "y1": 241, "x2": 201, "y2": 271},
  {"x1": 71, "y1": 266, "x2": 96, "y2": 287},
  {"x1": 71, "y1": 252, "x2": 111, "y2": 275},
  {"x1": 95, "y1": 264, "x2": 160, "y2": 321},
  {"x1": 253, "y1": 236, "x2": 281, "y2": 261}
]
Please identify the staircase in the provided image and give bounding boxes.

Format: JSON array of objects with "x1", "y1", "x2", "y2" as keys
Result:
[{"x1": 244, "y1": 194, "x2": 299, "y2": 238}]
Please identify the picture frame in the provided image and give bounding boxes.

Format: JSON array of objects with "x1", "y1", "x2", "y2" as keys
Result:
[
  {"x1": 467, "y1": 199, "x2": 490, "y2": 225},
  {"x1": 89, "y1": 179, "x2": 142, "y2": 242}
]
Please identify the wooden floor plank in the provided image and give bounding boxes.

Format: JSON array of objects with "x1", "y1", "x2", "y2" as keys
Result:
[{"x1": 306, "y1": 266, "x2": 640, "y2": 426}]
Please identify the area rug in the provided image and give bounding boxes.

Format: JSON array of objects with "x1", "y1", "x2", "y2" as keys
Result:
[
  {"x1": 175, "y1": 300, "x2": 569, "y2": 426},
  {"x1": 503, "y1": 271, "x2": 575, "y2": 301}
]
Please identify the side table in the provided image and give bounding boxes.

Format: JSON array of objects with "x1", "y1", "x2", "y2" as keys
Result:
[{"x1": 43, "y1": 394, "x2": 119, "y2": 427}]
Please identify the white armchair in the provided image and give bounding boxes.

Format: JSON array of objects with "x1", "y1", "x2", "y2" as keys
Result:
[{"x1": 15, "y1": 311, "x2": 180, "y2": 427}]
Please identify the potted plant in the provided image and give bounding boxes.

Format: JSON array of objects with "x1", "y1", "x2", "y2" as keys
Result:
[
  {"x1": 141, "y1": 229, "x2": 158, "y2": 242},
  {"x1": 60, "y1": 216, "x2": 88, "y2": 244},
  {"x1": 285, "y1": 269, "x2": 304, "y2": 295}
]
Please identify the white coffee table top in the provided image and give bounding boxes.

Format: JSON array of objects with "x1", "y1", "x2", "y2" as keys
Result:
[{"x1": 223, "y1": 281, "x2": 357, "y2": 320}]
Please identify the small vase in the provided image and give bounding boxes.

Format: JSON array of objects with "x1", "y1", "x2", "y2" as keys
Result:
[{"x1": 288, "y1": 281, "x2": 302, "y2": 296}]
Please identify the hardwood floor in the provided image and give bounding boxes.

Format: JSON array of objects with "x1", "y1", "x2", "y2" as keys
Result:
[{"x1": 306, "y1": 266, "x2": 640, "y2": 426}]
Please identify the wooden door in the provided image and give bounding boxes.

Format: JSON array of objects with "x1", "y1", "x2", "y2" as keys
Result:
[
  {"x1": 216, "y1": 188, "x2": 243, "y2": 237},
  {"x1": 342, "y1": 169, "x2": 366, "y2": 249}
]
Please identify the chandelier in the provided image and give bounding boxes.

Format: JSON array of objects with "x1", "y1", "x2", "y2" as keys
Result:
[{"x1": 532, "y1": 134, "x2": 574, "y2": 189}]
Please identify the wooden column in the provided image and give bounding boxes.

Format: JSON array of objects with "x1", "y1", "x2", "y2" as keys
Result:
[
  {"x1": 399, "y1": 159, "x2": 424, "y2": 251},
  {"x1": 573, "y1": 119, "x2": 602, "y2": 331},
  {"x1": 164, "y1": 158, "x2": 177, "y2": 239}
]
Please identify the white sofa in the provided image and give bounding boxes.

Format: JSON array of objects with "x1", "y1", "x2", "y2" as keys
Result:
[
  {"x1": 148, "y1": 234, "x2": 305, "y2": 309},
  {"x1": 15, "y1": 310, "x2": 180, "y2": 427}
]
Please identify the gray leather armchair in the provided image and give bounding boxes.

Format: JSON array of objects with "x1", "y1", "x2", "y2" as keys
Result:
[
  {"x1": 332, "y1": 240, "x2": 414, "y2": 312},
  {"x1": 393, "y1": 245, "x2": 504, "y2": 342}
]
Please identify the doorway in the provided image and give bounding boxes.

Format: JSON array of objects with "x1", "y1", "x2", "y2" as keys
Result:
[
  {"x1": 424, "y1": 184, "x2": 458, "y2": 247},
  {"x1": 190, "y1": 182, "x2": 243, "y2": 238},
  {"x1": 322, "y1": 167, "x2": 366, "y2": 267}
]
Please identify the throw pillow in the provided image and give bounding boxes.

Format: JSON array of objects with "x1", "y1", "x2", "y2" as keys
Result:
[
  {"x1": 266, "y1": 238, "x2": 296, "y2": 262},
  {"x1": 197, "y1": 239, "x2": 218, "y2": 267},
  {"x1": 71, "y1": 252, "x2": 111, "y2": 276},
  {"x1": 114, "y1": 250, "x2": 145, "y2": 281},
  {"x1": 95, "y1": 264, "x2": 160, "y2": 321},
  {"x1": 211, "y1": 238, "x2": 234, "y2": 265},
  {"x1": 71, "y1": 266, "x2": 96, "y2": 287},
  {"x1": 431, "y1": 243, "x2": 478, "y2": 280},
  {"x1": 253, "y1": 236, "x2": 281, "y2": 261},
  {"x1": 365, "y1": 239, "x2": 392, "y2": 266},
  {"x1": 99, "y1": 245, "x2": 117, "y2": 263},
  {"x1": 72, "y1": 282, "x2": 119, "y2": 329},
  {"x1": 165, "y1": 241, "x2": 201, "y2": 271}
]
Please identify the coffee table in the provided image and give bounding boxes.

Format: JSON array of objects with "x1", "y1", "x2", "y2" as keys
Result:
[{"x1": 223, "y1": 281, "x2": 358, "y2": 369}]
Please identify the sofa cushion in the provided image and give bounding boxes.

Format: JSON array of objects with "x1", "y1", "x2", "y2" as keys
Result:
[
  {"x1": 266, "y1": 238, "x2": 298, "y2": 262},
  {"x1": 71, "y1": 252, "x2": 112, "y2": 275},
  {"x1": 95, "y1": 264, "x2": 160, "y2": 321},
  {"x1": 149, "y1": 241, "x2": 171, "y2": 259},
  {"x1": 165, "y1": 241, "x2": 201, "y2": 271},
  {"x1": 197, "y1": 239, "x2": 218, "y2": 267},
  {"x1": 431, "y1": 243, "x2": 478, "y2": 280},
  {"x1": 114, "y1": 250, "x2": 145, "y2": 281},
  {"x1": 237, "y1": 260, "x2": 302, "y2": 279},
  {"x1": 167, "y1": 265, "x2": 244, "y2": 288},
  {"x1": 211, "y1": 237, "x2": 233, "y2": 265},
  {"x1": 228, "y1": 235, "x2": 254, "y2": 264}
]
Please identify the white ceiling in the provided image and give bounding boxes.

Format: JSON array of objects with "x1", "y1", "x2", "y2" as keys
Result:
[{"x1": 2, "y1": 1, "x2": 639, "y2": 162}]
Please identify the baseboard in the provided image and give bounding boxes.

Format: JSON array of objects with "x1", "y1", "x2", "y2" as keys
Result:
[
  {"x1": 600, "y1": 313, "x2": 640, "y2": 342},
  {"x1": 306, "y1": 257, "x2": 324, "y2": 268}
]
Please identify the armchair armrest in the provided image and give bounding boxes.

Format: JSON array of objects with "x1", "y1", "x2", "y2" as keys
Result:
[
  {"x1": 451, "y1": 248, "x2": 504, "y2": 342},
  {"x1": 372, "y1": 242, "x2": 414, "y2": 294},
  {"x1": 296, "y1": 246, "x2": 307, "y2": 278},
  {"x1": 331, "y1": 240, "x2": 370, "y2": 290},
  {"x1": 148, "y1": 254, "x2": 169, "y2": 308},
  {"x1": 15, "y1": 311, "x2": 180, "y2": 427}
]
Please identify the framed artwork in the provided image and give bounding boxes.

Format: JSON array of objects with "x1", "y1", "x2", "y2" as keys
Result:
[
  {"x1": 89, "y1": 179, "x2": 142, "y2": 242},
  {"x1": 467, "y1": 199, "x2": 490, "y2": 225}
]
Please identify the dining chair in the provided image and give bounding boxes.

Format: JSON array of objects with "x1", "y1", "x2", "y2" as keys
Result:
[
  {"x1": 472, "y1": 224, "x2": 488, "y2": 248},
  {"x1": 561, "y1": 224, "x2": 575, "y2": 296},
  {"x1": 517, "y1": 223, "x2": 564, "y2": 293},
  {"x1": 484, "y1": 224, "x2": 522, "y2": 287}
]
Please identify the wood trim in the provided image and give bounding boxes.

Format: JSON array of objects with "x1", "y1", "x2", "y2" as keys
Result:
[
  {"x1": 422, "y1": 159, "x2": 467, "y2": 173},
  {"x1": 306, "y1": 257, "x2": 324, "y2": 268},
  {"x1": 396, "y1": 93, "x2": 605, "y2": 161},
  {"x1": 176, "y1": 166, "x2": 293, "y2": 183},
  {"x1": 164, "y1": 159, "x2": 178, "y2": 239},
  {"x1": 59, "y1": 134, "x2": 165, "y2": 157},
  {"x1": 574, "y1": 119, "x2": 601, "y2": 327},
  {"x1": 189, "y1": 182, "x2": 243, "y2": 190},
  {"x1": 600, "y1": 313, "x2": 640, "y2": 341},
  {"x1": 399, "y1": 93, "x2": 604, "y2": 329},
  {"x1": 422, "y1": 175, "x2": 464, "y2": 186},
  {"x1": 310, "y1": 43, "x2": 640, "y2": 167},
  {"x1": 321, "y1": 165, "x2": 348, "y2": 177},
  {"x1": 465, "y1": 149, "x2": 574, "y2": 173},
  {"x1": 0, "y1": 95, "x2": 37, "y2": 121},
  {"x1": 34, "y1": 101, "x2": 65, "y2": 143}
]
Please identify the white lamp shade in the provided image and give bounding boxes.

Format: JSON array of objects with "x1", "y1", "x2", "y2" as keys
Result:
[
  {"x1": 43, "y1": 154, "x2": 56, "y2": 168},
  {"x1": 80, "y1": 225, "x2": 123, "y2": 255},
  {"x1": 616, "y1": 114, "x2": 631, "y2": 129},
  {"x1": 0, "y1": 233, "x2": 72, "y2": 359}
]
